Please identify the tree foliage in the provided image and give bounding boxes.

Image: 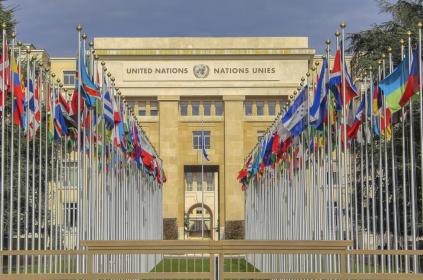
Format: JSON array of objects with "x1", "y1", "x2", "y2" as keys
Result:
[{"x1": 348, "y1": 0, "x2": 423, "y2": 78}]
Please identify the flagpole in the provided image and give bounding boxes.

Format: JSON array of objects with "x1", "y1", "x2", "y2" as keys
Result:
[
  {"x1": 24, "y1": 47, "x2": 31, "y2": 273},
  {"x1": 8, "y1": 32, "x2": 15, "y2": 274},
  {"x1": 388, "y1": 46, "x2": 399, "y2": 273},
  {"x1": 407, "y1": 30, "x2": 418, "y2": 273},
  {"x1": 201, "y1": 119, "x2": 204, "y2": 239},
  {"x1": 0, "y1": 23, "x2": 7, "y2": 274},
  {"x1": 381, "y1": 53, "x2": 392, "y2": 273},
  {"x1": 417, "y1": 22, "x2": 422, "y2": 255}
]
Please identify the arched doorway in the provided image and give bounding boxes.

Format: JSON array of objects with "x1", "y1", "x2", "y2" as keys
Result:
[{"x1": 186, "y1": 203, "x2": 213, "y2": 239}]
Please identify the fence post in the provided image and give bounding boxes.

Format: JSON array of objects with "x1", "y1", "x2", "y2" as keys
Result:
[
  {"x1": 87, "y1": 252, "x2": 93, "y2": 280},
  {"x1": 340, "y1": 250, "x2": 347, "y2": 280}
]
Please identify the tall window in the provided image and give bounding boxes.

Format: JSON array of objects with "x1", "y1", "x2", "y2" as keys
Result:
[
  {"x1": 186, "y1": 172, "x2": 193, "y2": 191},
  {"x1": 268, "y1": 101, "x2": 276, "y2": 115},
  {"x1": 138, "y1": 101, "x2": 146, "y2": 116},
  {"x1": 280, "y1": 100, "x2": 287, "y2": 113},
  {"x1": 196, "y1": 172, "x2": 202, "y2": 191},
  {"x1": 63, "y1": 71, "x2": 76, "y2": 86},
  {"x1": 62, "y1": 161, "x2": 77, "y2": 186},
  {"x1": 256, "y1": 101, "x2": 264, "y2": 116},
  {"x1": 150, "y1": 101, "x2": 158, "y2": 116},
  {"x1": 180, "y1": 101, "x2": 188, "y2": 116},
  {"x1": 245, "y1": 101, "x2": 253, "y2": 116},
  {"x1": 257, "y1": 130, "x2": 265, "y2": 142},
  {"x1": 193, "y1": 131, "x2": 210, "y2": 149},
  {"x1": 203, "y1": 101, "x2": 211, "y2": 116},
  {"x1": 215, "y1": 101, "x2": 223, "y2": 116},
  {"x1": 206, "y1": 172, "x2": 214, "y2": 191},
  {"x1": 64, "y1": 202, "x2": 78, "y2": 227},
  {"x1": 192, "y1": 101, "x2": 200, "y2": 116}
]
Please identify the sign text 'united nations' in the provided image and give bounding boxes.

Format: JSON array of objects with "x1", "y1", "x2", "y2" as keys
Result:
[{"x1": 122, "y1": 61, "x2": 281, "y2": 82}]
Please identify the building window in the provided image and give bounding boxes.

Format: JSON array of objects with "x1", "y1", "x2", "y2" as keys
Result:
[
  {"x1": 206, "y1": 172, "x2": 214, "y2": 191},
  {"x1": 245, "y1": 101, "x2": 253, "y2": 116},
  {"x1": 186, "y1": 172, "x2": 193, "y2": 191},
  {"x1": 180, "y1": 101, "x2": 188, "y2": 116},
  {"x1": 62, "y1": 161, "x2": 77, "y2": 186},
  {"x1": 215, "y1": 101, "x2": 223, "y2": 116},
  {"x1": 203, "y1": 101, "x2": 211, "y2": 116},
  {"x1": 193, "y1": 131, "x2": 211, "y2": 149},
  {"x1": 256, "y1": 101, "x2": 264, "y2": 116},
  {"x1": 280, "y1": 100, "x2": 287, "y2": 113},
  {"x1": 268, "y1": 101, "x2": 276, "y2": 115},
  {"x1": 63, "y1": 71, "x2": 76, "y2": 86},
  {"x1": 196, "y1": 172, "x2": 202, "y2": 191},
  {"x1": 150, "y1": 101, "x2": 158, "y2": 116},
  {"x1": 192, "y1": 101, "x2": 200, "y2": 116},
  {"x1": 64, "y1": 202, "x2": 77, "y2": 227},
  {"x1": 138, "y1": 101, "x2": 146, "y2": 116},
  {"x1": 257, "y1": 130, "x2": 265, "y2": 142}
]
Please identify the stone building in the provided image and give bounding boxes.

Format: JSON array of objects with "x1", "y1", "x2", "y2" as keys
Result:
[{"x1": 50, "y1": 37, "x2": 317, "y2": 240}]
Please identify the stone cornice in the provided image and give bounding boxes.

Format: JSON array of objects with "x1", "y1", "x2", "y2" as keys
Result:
[{"x1": 94, "y1": 48, "x2": 315, "y2": 56}]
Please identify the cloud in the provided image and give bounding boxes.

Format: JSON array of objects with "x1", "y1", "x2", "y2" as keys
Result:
[{"x1": 10, "y1": 0, "x2": 390, "y2": 56}]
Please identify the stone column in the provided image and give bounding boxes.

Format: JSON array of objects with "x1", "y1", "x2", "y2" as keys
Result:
[
  {"x1": 158, "y1": 95, "x2": 183, "y2": 239},
  {"x1": 223, "y1": 95, "x2": 245, "y2": 239}
]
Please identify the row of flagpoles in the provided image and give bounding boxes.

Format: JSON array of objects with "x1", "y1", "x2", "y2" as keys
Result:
[
  {"x1": 0, "y1": 24, "x2": 165, "y2": 274},
  {"x1": 241, "y1": 22, "x2": 422, "y2": 274}
]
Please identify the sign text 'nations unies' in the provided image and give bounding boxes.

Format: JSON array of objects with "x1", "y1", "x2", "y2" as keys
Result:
[{"x1": 122, "y1": 61, "x2": 281, "y2": 81}]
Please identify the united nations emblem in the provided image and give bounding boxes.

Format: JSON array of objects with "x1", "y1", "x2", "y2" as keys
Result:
[{"x1": 193, "y1": 64, "x2": 209, "y2": 79}]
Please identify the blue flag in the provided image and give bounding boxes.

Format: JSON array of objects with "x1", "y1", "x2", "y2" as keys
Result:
[{"x1": 201, "y1": 129, "x2": 209, "y2": 161}]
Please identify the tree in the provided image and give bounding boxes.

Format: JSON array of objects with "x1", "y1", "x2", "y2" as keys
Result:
[
  {"x1": 348, "y1": 0, "x2": 423, "y2": 78},
  {"x1": 0, "y1": 0, "x2": 16, "y2": 42}
]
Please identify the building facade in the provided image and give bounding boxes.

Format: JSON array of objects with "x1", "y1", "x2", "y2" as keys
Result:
[{"x1": 50, "y1": 37, "x2": 316, "y2": 240}]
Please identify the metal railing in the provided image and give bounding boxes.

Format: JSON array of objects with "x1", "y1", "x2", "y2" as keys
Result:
[{"x1": 1, "y1": 240, "x2": 423, "y2": 279}]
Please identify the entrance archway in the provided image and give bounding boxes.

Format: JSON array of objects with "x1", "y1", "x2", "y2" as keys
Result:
[{"x1": 186, "y1": 203, "x2": 213, "y2": 239}]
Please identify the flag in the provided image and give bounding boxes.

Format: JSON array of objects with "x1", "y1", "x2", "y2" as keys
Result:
[
  {"x1": 103, "y1": 79, "x2": 115, "y2": 130},
  {"x1": 28, "y1": 76, "x2": 41, "y2": 138},
  {"x1": 399, "y1": 49, "x2": 421, "y2": 107},
  {"x1": 310, "y1": 58, "x2": 328, "y2": 129},
  {"x1": 54, "y1": 99, "x2": 69, "y2": 140},
  {"x1": 79, "y1": 47, "x2": 100, "y2": 108},
  {"x1": 379, "y1": 54, "x2": 409, "y2": 112},
  {"x1": 0, "y1": 39, "x2": 10, "y2": 111},
  {"x1": 12, "y1": 58, "x2": 25, "y2": 127},
  {"x1": 343, "y1": 95, "x2": 365, "y2": 140},
  {"x1": 282, "y1": 86, "x2": 307, "y2": 137},
  {"x1": 201, "y1": 129, "x2": 209, "y2": 161},
  {"x1": 328, "y1": 46, "x2": 359, "y2": 109}
]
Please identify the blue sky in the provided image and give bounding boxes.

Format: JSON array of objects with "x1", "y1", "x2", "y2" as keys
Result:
[{"x1": 11, "y1": 0, "x2": 391, "y2": 56}]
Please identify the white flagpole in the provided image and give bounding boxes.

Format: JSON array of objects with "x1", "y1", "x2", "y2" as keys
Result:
[
  {"x1": 407, "y1": 30, "x2": 418, "y2": 273},
  {"x1": 0, "y1": 23, "x2": 6, "y2": 274},
  {"x1": 388, "y1": 46, "x2": 399, "y2": 273},
  {"x1": 75, "y1": 24, "x2": 82, "y2": 273},
  {"x1": 24, "y1": 47, "x2": 31, "y2": 273},
  {"x1": 201, "y1": 121, "x2": 204, "y2": 239},
  {"x1": 417, "y1": 22, "x2": 422, "y2": 257},
  {"x1": 8, "y1": 32, "x2": 15, "y2": 274}
]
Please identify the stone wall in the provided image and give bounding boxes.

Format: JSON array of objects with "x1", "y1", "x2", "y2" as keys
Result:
[
  {"x1": 224, "y1": 220, "x2": 245, "y2": 239},
  {"x1": 163, "y1": 218, "x2": 178, "y2": 240}
]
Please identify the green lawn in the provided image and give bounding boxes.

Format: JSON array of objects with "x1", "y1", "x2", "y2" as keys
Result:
[{"x1": 152, "y1": 257, "x2": 257, "y2": 273}]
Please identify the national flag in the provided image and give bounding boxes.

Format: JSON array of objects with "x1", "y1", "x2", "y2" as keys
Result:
[
  {"x1": 379, "y1": 54, "x2": 409, "y2": 112},
  {"x1": 28, "y1": 77, "x2": 41, "y2": 138},
  {"x1": 328, "y1": 46, "x2": 359, "y2": 109},
  {"x1": 79, "y1": 47, "x2": 100, "y2": 107},
  {"x1": 54, "y1": 99, "x2": 69, "y2": 140},
  {"x1": 343, "y1": 95, "x2": 365, "y2": 140},
  {"x1": 0, "y1": 39, "x2": 10, "y2": 111},
  {"x1": 399, "y1": 49, "x2": 421, "y2": 107},
  {"x1": 11, "y1": 58, "x2": 25, "y2": 127},
  {"x1": 282, "y1": 86, "x2": 307, "y2": 137},
  {"x1": 310, "y1": 58, "x2": 328, "y2": 129},
  {"x1": 201, "y1": 129, "x2": 209, "y2": 161},
  {"x1": 103, "y1": 78, "x2": 115, "y2": 130}
]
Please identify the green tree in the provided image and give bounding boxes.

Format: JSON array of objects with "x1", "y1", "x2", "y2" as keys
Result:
[
  {"x1": 0, "y1": 0, "x2": 16, "y2": 42},
  {"x1": 348, "y1": 0, "x2": 423, "y2": 78}
]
